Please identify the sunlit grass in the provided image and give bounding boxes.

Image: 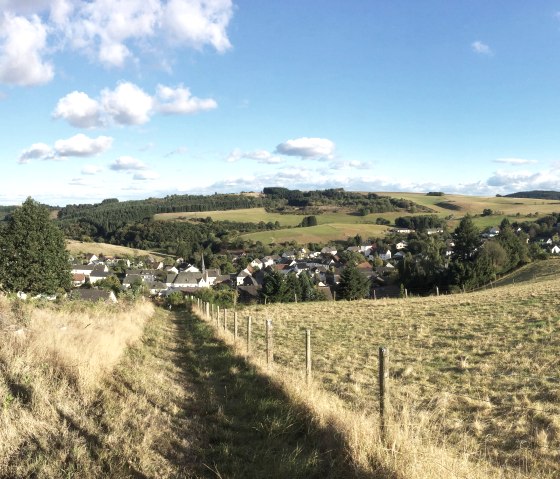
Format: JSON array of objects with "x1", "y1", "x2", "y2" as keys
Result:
[{"x1": 199, "y1": 259, "x2": 560, "y2": 478}]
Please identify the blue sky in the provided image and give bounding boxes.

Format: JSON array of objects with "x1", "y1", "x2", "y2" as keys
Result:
[{"x1": 1, "y1": 1, "x2": 560, "y2": 206}]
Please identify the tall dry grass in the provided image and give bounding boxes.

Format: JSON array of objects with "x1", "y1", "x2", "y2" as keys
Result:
[
  {"x1": 194, "y1": 267, "x2": 560, "y2": 479},
  {"x1": 0, "y1": 295, "x2": 153, "y2": 477}
]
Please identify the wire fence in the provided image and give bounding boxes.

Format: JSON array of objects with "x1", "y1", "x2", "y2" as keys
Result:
[{"x1": 190, "y1": 297, "x2": 560, "y2": 478}]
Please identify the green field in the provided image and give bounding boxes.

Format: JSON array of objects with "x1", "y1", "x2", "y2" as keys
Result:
[
  {"x1": 240, "y1": 223, "x2": 390, "y2": 244},
  {"x1": 205, "y1": 259, "x2": 560, "y2": 478},
  {"x1": 155, "y1": 194, "x2": 560, "y2": 244}
]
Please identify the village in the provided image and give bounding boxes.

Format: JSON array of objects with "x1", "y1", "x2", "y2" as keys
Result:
[{"x1": 68, "y1": 224, "x2": 560, "y2": 303}]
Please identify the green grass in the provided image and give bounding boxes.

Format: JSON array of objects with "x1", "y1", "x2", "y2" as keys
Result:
[
  {"x1": 154, "y1": 194, "x2": 560, "y2": 244},
  {"x1": 240, "y1": 223, "x2": 389, "y2": 244}
]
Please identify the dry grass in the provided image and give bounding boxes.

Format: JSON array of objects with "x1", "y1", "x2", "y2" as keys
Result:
[
  {"x1": 66, "y1": 239, "x2": 167, "y2": 260},
  {"x1": 0, "y1": 296, "x2": 154, "y2": 477},
  {"x1": 196, "y1": 261, "x2": 560, "y2": 478}
]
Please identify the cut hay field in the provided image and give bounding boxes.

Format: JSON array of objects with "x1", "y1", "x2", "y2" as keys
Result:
[
  {"x1": 154, "y1": 194, "x2": 560, "y2": 244},
  {"x1": 66, "y1": 239, "x2": 167, "y2": 260},
  {"x1": 202, "y1": 259, "x2": 560, "y2": 478}
]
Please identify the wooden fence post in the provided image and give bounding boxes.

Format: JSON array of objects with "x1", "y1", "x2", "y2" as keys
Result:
[
  {"x1": 234, "y1": 312, "x2": 238, "y2": 341},
  {"x1": 246, "y1": 316, "x2": 252, "y2": 356},
  {"x1": 266, "y1": 319, "x2": 273, "y2": 367},
  {"x1": 379, "y1": 347, "x2": 388, "y2": 438},
  {"x1": 224, "y1": 308, "x2": 228, "y2": 331},
  {"x1": 216, "y1": 306, "x2": 220, "y2": 328},
  {"x1": 436, "y1": 286, "x2": 439, "y2": 296},
  {"x1": 306, "y1": 329, "x2": 312, "y2": 383}
]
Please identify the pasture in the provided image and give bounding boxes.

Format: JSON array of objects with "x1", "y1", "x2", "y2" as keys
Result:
[
  {"x1": 66, "y1": 239, "x2": 167, "y2": 260},
  {"x1": 204, "y1": 259, "x2": 560, "y2": 478},
  {"x1": 154, "y1": 194, "x2": 560, "y2": 244}
]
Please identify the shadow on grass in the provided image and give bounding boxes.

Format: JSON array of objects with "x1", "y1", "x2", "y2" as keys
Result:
[{"x1": 170, "y1": 307, "x2": 377, "y2": 479}]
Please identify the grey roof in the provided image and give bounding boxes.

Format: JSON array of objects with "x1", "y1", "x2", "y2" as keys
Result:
[{"x1": 71, "y1": 289, "x2": 116, "y2": 302}]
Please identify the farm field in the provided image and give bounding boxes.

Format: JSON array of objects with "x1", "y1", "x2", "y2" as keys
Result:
[
  {"x1": 207, "y1": 259, "x2": 560, "y2": 478},
  {"x1": 66, "y1": 239, "x2": 167, "y2": 260},
  {"x1": 154, "y1": 194, "x2": 560, "y2": 244},
  {"x1": 240, "y1": 222, "x2": 390, "y2": 244}
]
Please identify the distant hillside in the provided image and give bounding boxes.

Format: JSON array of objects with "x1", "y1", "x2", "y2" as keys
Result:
[{"x1": 503, "y1": 190, "x2": 560, "y2": 200}]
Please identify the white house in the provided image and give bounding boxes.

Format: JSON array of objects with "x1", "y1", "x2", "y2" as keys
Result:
[
  {"x1": 551, "y1": 245, "x2": 560, "y2": 254},
  {"x1": 379, "y1": 249, "x2": 392, "y2": 261}
]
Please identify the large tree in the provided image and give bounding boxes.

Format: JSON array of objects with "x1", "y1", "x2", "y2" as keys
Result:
[
  {"x1": 338, "y1": 263, "x2": 370, "y2": 300},
  {"x1": 0, "y1": 197, "x2": 71, "y2": 295}
]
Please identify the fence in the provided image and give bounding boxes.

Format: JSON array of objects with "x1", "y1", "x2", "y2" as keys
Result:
[{"x1": 187, "y1": 296, "x2": 560, "y2": 478}]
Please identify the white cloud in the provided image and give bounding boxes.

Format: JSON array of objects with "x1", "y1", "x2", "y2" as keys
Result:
[
  {"x1": 110, "y1": 156, "x2": 147, "y2": 171},
  {"x1": 0, "y1": 0, "x2": 235, "y2": 86},
  {"x1": 101, "y1": 82, "x2": 154, "y2": 125},
  {"x1": 276, "y1": 137, "x2": 335, "y2": 159},
  {"x1": 68, "y1": 177, "x2": 89, "y2": 186},
  {"x1": 54, "y1": 82, "x2": 216, "y2": 128},
  {"x1": 52, "y1": 91, "x2": 104, "y2": 128},
  {"x1": 133, "y1": 170, "x2": 160, "y2": 180},
  {"x1": 471, "y1": 40, "x2": 493, "y2": 56},
  {"x1": 493, "y1": 157, "x2": 537, "y2": 165},
  {"x1": 63, "y1": 0, "x2": 162, "y2": 68},
  {"x1": 226, "y1": 148, "x2": 284, "y2": 164},
  {"x1": 17, "y1": 142, "x2": 53, "y2": 163},
  {"x1": 330, "y1": 159, "x2": 371, "y2": 170},
  {"x1": 0, "y1": 13, "x2": 53, "y2": 86},
  {"x1": 81, "y1": 164, "x2": 103, "y2": 175},
  {"x1": 17, "y1": 134, "x2": 112, "y2": 163},
  {"x1": 486, "y1": 169, "x2": 559, "y2": 190},
  {"x1": 54, "y1": 134, "x2": 113, "y2": 157},
  {"x1": 163, "y1": 0, "x2": 233, "y2": 53},
  {"x1": 155, "y1": 84, "x2": 217, "y2": 114}
]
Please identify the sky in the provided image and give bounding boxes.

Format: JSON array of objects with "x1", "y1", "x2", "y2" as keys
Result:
[{"x1": 2, "y1": 1, "x2": 560, "y2": 206}]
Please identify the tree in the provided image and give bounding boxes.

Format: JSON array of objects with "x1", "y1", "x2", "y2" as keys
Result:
[
  {"x1": 0, "y1": 197, "x2": 71, "y2": 295},
  {"x1": 452, "y1": 215, "x2": 481, "y2": 261},
  {"x1": 338, "y1": 263, "x2": 369, "y2": 300}
]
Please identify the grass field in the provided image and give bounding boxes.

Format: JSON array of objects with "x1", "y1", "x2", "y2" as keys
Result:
[
  {"x1": 199, "y1": 258, "x2": 560, "y2": 478},
  {"x1": 154, "y1": 194, "x2": 560, "y2": 244},
  {"x1": 66, "y1": 239, "x2": 167, "y2": 260}
]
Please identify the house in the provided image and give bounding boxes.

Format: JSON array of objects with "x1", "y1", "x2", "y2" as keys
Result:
[
  {"x1": 89, "y1": 271, "x2": 111, "y2": 284},
  {"x1": 84, "y1": 253, "x2": 98, "y2": 264},
  {"x1": 70, "y1": 264, "x2": 96, "y2": 277},
  {"x1": 172, "y1": 272, "x2": 208, "y2": 288},
  {"x1": 236, "y1": 270, "x2": 253, "y2": 286},
  {"x1": 396, "y1": 241, "x2": 408, "y2": 250},
  {"x1": 205, "y1": 268, "x2": 221, "y2": 286},
  {"x1": 321, "y1": 246, "x2": 338, "y2": 256},
  {"x1": 164, "y1": 265, "x2": 179, "y2": 274},
  {"x1": 72, "y1": 273, "x2": 86, "y2": 287},
  {"x1": 379, "y1": 249, "x2": 392, "y2": 261},
  {"x1": 237, "y1": 285, "x2": 260, "y2": 302},
  {"x1": 71, "y1": 289, "x2": 117, "y2": 303},
  {"x1": 122, "y1": 274, "x2": 144, "y2": 289},
  {"x1": 250, "y1": 258, "x2": 263, "y2": 270},
  {"x1": 551, "y1": 245, "x2": 560, "y2": 254},
  {"x1": 261, "y1": 256, "x2": 275, "y2": 268},
  {"x1": 184, "y1": 264, "x2": 200, "y2": 273},
  {"x1": 146, "y1": 281, "x2": 167, "y2": 295}
]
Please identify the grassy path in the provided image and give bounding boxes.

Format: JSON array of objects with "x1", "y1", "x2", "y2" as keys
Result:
[{"x1": 83, "y1": 306, "x2": 362, "y2": 478}]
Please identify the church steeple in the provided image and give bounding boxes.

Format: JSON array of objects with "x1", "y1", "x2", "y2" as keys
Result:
[{"x1": 201, "y1": 252, "x2": 206, "y2": 274}]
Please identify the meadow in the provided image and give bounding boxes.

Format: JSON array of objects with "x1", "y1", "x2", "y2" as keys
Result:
[
  {"x1": 0, "y1": 297, "x2": 154, "y2": 477},
  {"x1": 155, "y1": 194, "x2": 560, "y2": 244},
  {"x1": 199, "y1": 259, "x2": 560, "y2": 478},
  {"x1": 66, "y1": 239, "x2": 167, "y2": 260}
]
